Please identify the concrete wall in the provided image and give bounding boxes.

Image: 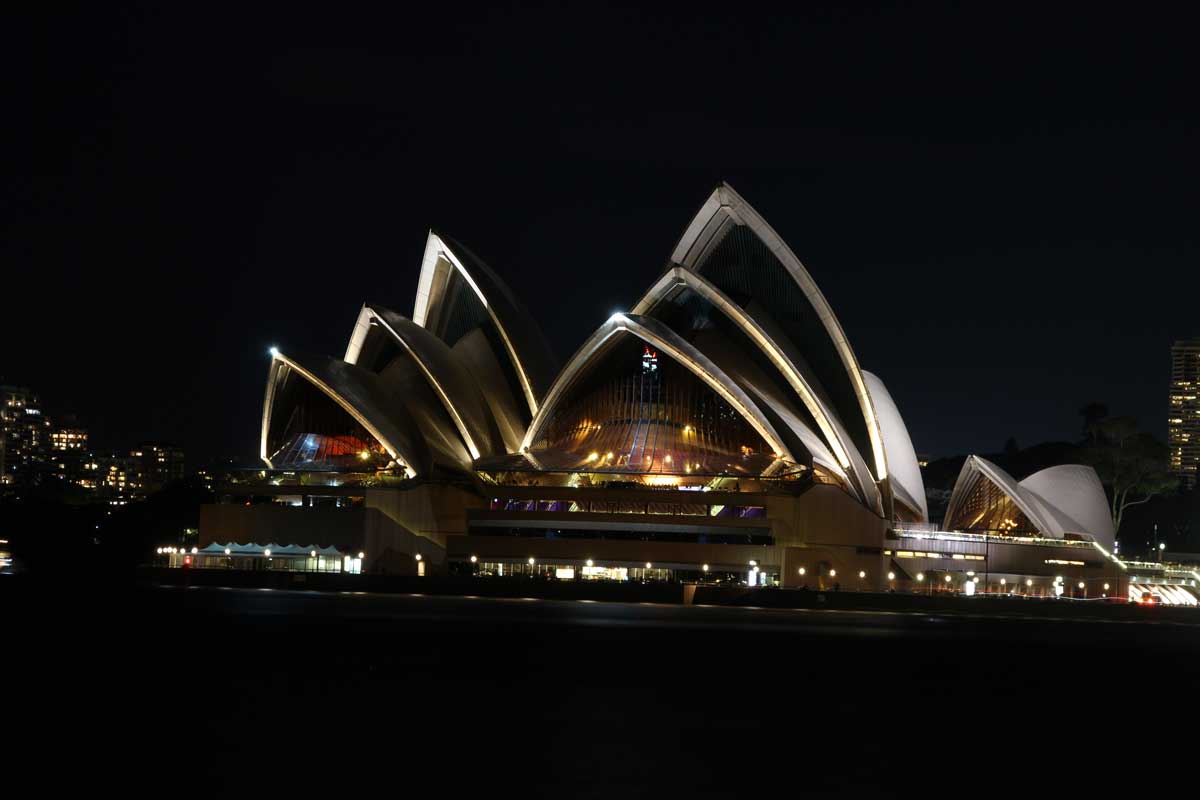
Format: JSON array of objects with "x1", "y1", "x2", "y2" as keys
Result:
[
  {"x1": 366, "y1": 483, "x2": 483, "y2": 548},
  {"x1": 764, "y1": 485, "x2": 890, "y2": 589},
  {"x1": 767, "y1": 484, "x2": 889, "y2": 549},
  {"x1": 445, "y1": 482, "x2": 890, "y2": 585},
  {"x1": 779, "y1": 546, "x2": 887, "y2": 590},
  {"x1": 203, "y1": 480, "x2": 887, "y2": 579}
]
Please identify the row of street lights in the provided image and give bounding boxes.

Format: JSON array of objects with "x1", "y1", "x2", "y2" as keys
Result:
[
  {"x1": 460, "y1": 556, "x2": 1121, "y2": 596},
  {"x1": 787, "y1": 563, "x2": 1117, "y2": 597}
]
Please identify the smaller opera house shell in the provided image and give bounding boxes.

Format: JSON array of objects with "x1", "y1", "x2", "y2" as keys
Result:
[
  {"x1": 943, "y1": 456, "x2": 1115, "y2": 550},
  {"x1": 204, "y1": 184, "x2": 1122, "y2": 593}
]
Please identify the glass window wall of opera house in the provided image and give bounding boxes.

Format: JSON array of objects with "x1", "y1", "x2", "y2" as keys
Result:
[{"x1": 187, "y1": 183, "x2": 1182, "y2": 601}]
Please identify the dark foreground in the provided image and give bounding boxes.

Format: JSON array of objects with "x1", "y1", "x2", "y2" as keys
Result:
[{"x1": 5, "y1": 579, "x2": 1198, "y2": 796}]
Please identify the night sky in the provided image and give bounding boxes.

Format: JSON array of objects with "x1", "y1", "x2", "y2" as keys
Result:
[{"x1": 5, "y1": 3, "x2": 1198, "y2": 465}]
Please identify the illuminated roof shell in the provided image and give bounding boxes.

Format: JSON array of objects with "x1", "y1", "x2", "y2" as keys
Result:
[
  {"x1": 412, "y1": 231, "x2": 557, "y2": 419},
  {"x1": 862, "y1": 371, "x2": 927, "y2": 521},
  {"x1": 343, "y1": 304, "x2": 504, "y2": 460},
  {"x1": 256, "y1": 183, "x2": 929, "y2": 512},
  {"x1": 522, "y1": 313, "x2": 796, "y2": 467},
  {"x1": 669, "y1": 183, "x2": 891, "y2": 504},
  {"x1": 943, "y1": 455, "x2": 1114, "y2": 547},
  {"x1": 1018, "y1": 464, "x2": 1115, "y2": 548},
  {"x1": 260, "y1": 350, "x2": 428, "y2": 478},
  {"x1": 632, "y1": 265, "x2": 881, "y2": 510}
]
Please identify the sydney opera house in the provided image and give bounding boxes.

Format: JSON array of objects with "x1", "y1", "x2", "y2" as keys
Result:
[{"x1": 199, "y1": 184, "x2": 1135, "y2": 596}]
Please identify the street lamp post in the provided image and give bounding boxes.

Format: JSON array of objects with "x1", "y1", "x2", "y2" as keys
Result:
[{"x1": 1109, "y1": 541, "x2": 1119, "y2": 601}]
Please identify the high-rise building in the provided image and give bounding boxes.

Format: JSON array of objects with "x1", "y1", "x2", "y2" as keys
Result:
[
  {"x1": 49, "y1": 427, "x2": 90, "y2": 486},
  {"x1": 132, "y1": 443, "x2": 185, "y2": 491},
  {"x1": 1168, "y1": 339, "x2": 1200, "y2": 489},
  {"x1": 1, "y1": 385, "x2": 52, "y2": 489},
  {"x1": 101, "y1": 452, "x2": 140, "y2": 501}
]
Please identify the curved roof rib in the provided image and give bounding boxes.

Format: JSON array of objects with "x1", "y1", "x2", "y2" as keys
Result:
[
  {"x1": 633, "y1": 265, "x2": 880, "y2": 510},
  {"x1": 861, "y1": 372, "x2": 927, "y2": 521},
  {"x1": 943, "y1": 456, "x2": 1114, "y2": 547},
  {"x1": 412, "y1": 231, "x2": 557, "y2": 419},
  {"x1": 260, "y1": 350, "x2": 427, "y2": 478},
  {"x1": 668, "y1": 183, "x2": 892, "y2": 505},
  {"x1": 344, "y1": 304, "x2": 503, "y2": 459},
  {"x1": 522, "y1": 313, "x2": 795, "y2": 465}
]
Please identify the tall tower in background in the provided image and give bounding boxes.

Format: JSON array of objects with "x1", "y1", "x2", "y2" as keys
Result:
[
  {"x1": 1, "y1": 385, "x2": 51, "y2": 489},
  {"x1": 1168, "y1": 339, "x2": 1200, "y2": 489}
]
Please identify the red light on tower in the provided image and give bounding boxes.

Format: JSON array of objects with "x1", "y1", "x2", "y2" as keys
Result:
[{"x1": 642, "y1": 347, "x2": 658, "y2": 373}]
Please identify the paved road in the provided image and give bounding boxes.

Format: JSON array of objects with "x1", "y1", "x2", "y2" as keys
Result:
[{"x1": 6, "y1": 583, "x2": 1198, "y2": 796}]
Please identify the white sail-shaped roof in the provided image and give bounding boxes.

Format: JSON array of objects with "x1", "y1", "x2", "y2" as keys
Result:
[
  {"x1": 344, "y1": 304, "x2": 503, "y2": 459},
  {"x1": 412, "y1": 231, "x2": 557, "y2": 420},
  {"x1": 670, "y1": 184, "x2": 890, "y2": 480},
  {"x1": 943, "y1": 455, "x2": 1114, "y2": 547},
  {"x1": 666, "y1": 183, "x2": 892, "y2": 516},
  {"x1": 260, "y1": 350, "x2": 426, "y2": 478},
  {"x1": 861, "y1": 372, "x2": 927, "y2": 521},
  {"x1": 632, "y1": 265, "x2": 881, "y2": 508},
  {"x1": 1018, "y1": 464, "x2": 1115, "y2": 548}
]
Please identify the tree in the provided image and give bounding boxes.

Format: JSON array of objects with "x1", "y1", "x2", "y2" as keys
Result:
[{"x1": 1080, "y1": 415, "x2": 1177, "y2": 535}]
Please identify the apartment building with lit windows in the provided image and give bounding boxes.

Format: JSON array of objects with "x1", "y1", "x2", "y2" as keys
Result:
[
  {"x1": 1169, "y1": 339, "x2": 1200, "y2": 489},
  {"x1": 133, "y1": 443, "x2": 185, "y2": 490},
  {"x1": 1, "y1": 385, "x2": 51, "y2": 489}
]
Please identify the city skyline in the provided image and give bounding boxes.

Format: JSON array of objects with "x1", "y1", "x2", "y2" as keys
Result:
[{"x1": 1, "y1": 383, "x2": 185, "y2": 498}]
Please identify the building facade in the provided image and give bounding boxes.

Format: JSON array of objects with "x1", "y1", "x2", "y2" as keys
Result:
[
  {"x1": 1, "y1": 385, "x2": 51, "y2": 491},
  {"x1": 132, "y1": 443, "x2": 186, "y2": 490},
  {"x1": 1169, "y1": 339, "x2": 1200, "y2": 489}
]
